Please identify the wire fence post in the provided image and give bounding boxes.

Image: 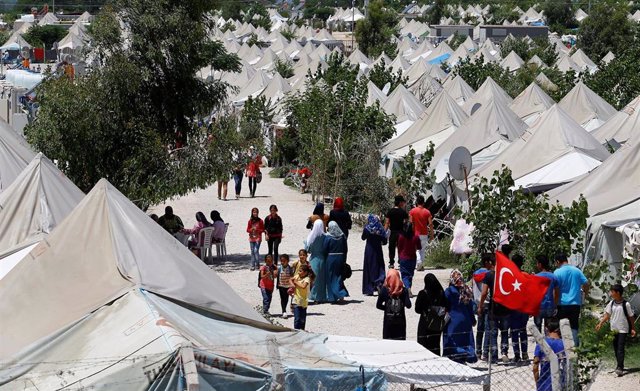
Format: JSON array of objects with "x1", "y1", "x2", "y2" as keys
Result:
[
  {"x1": 528, "y1": 323, "x2": 561, "y2": 391},
  {"x1": 559, "y1": 318, "x2": 576, "y2": 390}
]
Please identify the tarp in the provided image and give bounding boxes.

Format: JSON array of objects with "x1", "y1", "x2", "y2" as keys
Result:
[
  {"x1": 509, "y1": 82, "x2": 555, "y2": 125},
  {"x1": 558, "y1": 81, "x2": 617, "y2": 131},
  {"x1": 472, "y1": 105, "x2": 609, "y2": 189},
  {"x1": 0, "y1": 121, "x2": 35, "y2": 193},
  {"x1": 592, "y1": 95, "x2": 640, "y2": 145},
  {"x1": 0, "y1": 153, "x2": 83, "y2": 262}
]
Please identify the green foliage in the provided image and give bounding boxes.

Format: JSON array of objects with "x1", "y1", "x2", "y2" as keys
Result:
[
  {"x1": 246, "y1": 33, "x2": 269, "y2": 48},
  {"x1": 500, "y1": 36, "x2": 531, "y2": 61},
  {"x1": 583, "y1": 28, "x2": 640, "y2": 109},
  {"x1": 219, "y1": 20, "x2": 236, "y2": 33},
  {"x1": 463, "y1": 167, "x2": 589, "y2": 270},
  {"x1": 452, "y1": 56, "x2": 512, "y2": 92},
  {"x1": 243, "y1": 3, "x2": 272, "y2": 31},
  {"x1": 542, "y1": 0, "x2": 577, "y2": 33},
  {"x1": 424, "y1": 0, "x2": 446, "y2": 25},
  {"x1": 575, "y1": 313, "x2": 615, "y2": 388},
  {"x1": 530, "y1": 38, "x2": 559, "y2": 68},
  {"x1": 578, "y1": 1, "x2": 633, "y2": 60},
  {"x1": 313, "y1": 52, "x2": 358, "y2": 87},
  {"x1": 22, "y1": 25, "x2": 68, "y2": 49},
  {"x1": 302, "y1": 0, "x2": 336, "y2": 21},
  {"x1": 280, "y1": 26, "x2": 297, "y2": 41},
  {"x1": 542, "y1": 67, "x2": 577, "y2": 102},
  {"x1": 239, "y1": 95, "x2": 274, "y2": 151},
  {"x1": 26, "y1": 0, "x2": 241, "y2": 209},
  {"x1": 283, "y1": 73, "x2": 395, "y2": 211},
  {"x1": 447, "y1": 32, "x2": 467, "y2": 51},
  {"x1": 273, "y1": 57, "x2": 294, "y2": 79},
  {"x1": 423, "y1": 237, "x2": 459, "y2": 269},
  {"x1": 392, "y1": 144, "x2": 436, "y2": 206},
  {"x1": 367, "y1": 62, "x2": 407, "y2": 91},
  {"x1": 354, "y1": 0, "x2": 398, "y2": 58},
  {"x1": 485, "y1": 3, "x2": 520, "y2": 24}
]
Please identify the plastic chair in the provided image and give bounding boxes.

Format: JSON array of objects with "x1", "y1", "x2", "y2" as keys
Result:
[
  {"x1": 213, "y1": 223, "x2": 229, "y2": 261},
  {"x1": 195, "y1": 227, "x2": 215, "y2": 262}
]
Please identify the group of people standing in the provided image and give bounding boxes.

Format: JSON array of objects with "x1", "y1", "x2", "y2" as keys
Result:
[{"x1": 218, "y1": 146, "x2": 263, "y2": 201}]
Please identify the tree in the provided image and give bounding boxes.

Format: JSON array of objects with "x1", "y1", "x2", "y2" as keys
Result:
[
  {"x1": 424, "y1": 0, "x2": 445, "y2": 25},
  {"x1": 354, "y1": 0, "x2": 398, "y2": 58},
  {"x1": 22, "y1": 25, "x2": 68, "y2": 49},
  {"x1": 452, "y1": 56, "x2": 512, "y2": 93},
  {"x1": 542, "y1": 0, "x2": 577, "y2": 33},
  {"x1": 273, "y1": 57, "x2": 294, "y2": 79},
  {"x1": 367, "y1": 62, "x2": 407, "y2": 91},
  {"x1": 500, "y1": 36, "x2": 531, "y2": 61},
  {"x1": 462, "y1": 167, "x2": 589, "y2": 270},
  {"x1": 578, "y1": 1, "x2": 633, "y2": 60},
  {"x1": 26, "y1": 0, "x2": 241, "y2": 209},
  {"x1": 392, "y1": 144, "x2": 436, "y2": 206},
  {"x1": 244, "y1": 3, "x2": 272, "y2": 31}
]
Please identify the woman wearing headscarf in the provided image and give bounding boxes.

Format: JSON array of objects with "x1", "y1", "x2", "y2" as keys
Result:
[
  {"x1": 305, "y1": 220, "x2": 327, "y2": 303},
  {"x1": 362, "y1": 214, "x2": 387, "y2": 296},
  {"x1": 322, "y1": 221, "x2": 349, "y2": 303},
  {"x1": 306, "y1": 203, "x2": 329, "y2": 230},
  {"x1": 376, "y1": 269, "x2": 412, "y2": 340},
  {"x1": 443, "y1": 269, "x2": 478, "y2": 363},
  {"x1": 415, "y1": 273, "x2": 449, "y2": 355},
  {"x1": 329, "y1": 197, "x2": 352, "y2": 238}
]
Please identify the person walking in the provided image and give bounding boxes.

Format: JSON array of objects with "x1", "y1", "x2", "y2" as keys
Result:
[
  {"x1": 306, "y1": 203, "x2": 329, "y2": 230},
  {"x1": 443, "y1": 269, "x2": 478, "y2": 364},
  {"x1": 246, "y1": 207, "x2": 265, "y2": 271},
  {"x1": 534, "y1": 254, "x2": 560, "y2": 333},
  {"x1": 292, "y1": 249, "x2": 310, "y2": 277},
  {"x1": 233, "y1": 164, "x2": 244, "y2": 199},
  {"x1": 385, "y1": 195, "x2": 408, "y2": 269},
  {"x1": 291, "y1": 264, "x2": 315, "y2": 330},
  {"x1": 596, "y1": 284, "x2": 637, "y2": 376},
  {"x1": 409, "y1": 195, "x2": 434, "y2": 271},
  {"x1": 217, "y1": 173, "x2": 229, "y2": 201},
  {"x1": 361, "y1": 214, "x2": 387, "y2": 296},
  {"x1": 397, "y1": 222, "x2": 421, "y2": 293},
  {"x1": 277, "y1": 254, "x2": 294, "y2": 318},
  {"x1": 415, "y1": 273, "x2": 448, "y2": 355},
  {"x1": 264, "y1": 204, "x2": 283, "y2": 263},
  {"x1": 323, "y1": 221, "x2": 349, "y2": 303},
  {"x1": 245, "y1": 149, "x2": 262, "y2": 198},
  {"x1": 329, "y1": 197, "x2": 352, "y2": 238},
  {"x1": 554, "y1": 253, "x2": 589, "y2": 345},
  {"x1": 478, "y1": 254, "x2": 512, "y2": 363},
  {"x1": 305, "y1": 220, "x2": 327, "y2": 303},
  {"x1": 376, "y1": 269, "x2": 412, "y2": 340},
  {"x1": 259, "y1": 255, "x2": 277, "y2": 314}
]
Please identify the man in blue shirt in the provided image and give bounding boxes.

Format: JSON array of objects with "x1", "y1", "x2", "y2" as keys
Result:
[
  {"x1": 535, "y1": 255, "x2": 560, "y2": 332},
  {"x1": 553, "y1": 253, "x2": 589, "y2": 345}
]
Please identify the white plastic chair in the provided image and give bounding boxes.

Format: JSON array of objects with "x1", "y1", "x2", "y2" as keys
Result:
[
  {"x1": 213, "y1": 223, "x2": 229, "y2": 261},
  {"x1": 195, "y1": 227, "x2": 215, "y2": 262}
]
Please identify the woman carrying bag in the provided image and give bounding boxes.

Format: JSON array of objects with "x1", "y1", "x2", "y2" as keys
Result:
[{"x1": 415, "y1": 273, "x2": 449, "y2": 355}]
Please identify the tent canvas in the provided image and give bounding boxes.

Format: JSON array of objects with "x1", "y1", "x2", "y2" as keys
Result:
[
  {"x1": 462, "y1": 76, "x2": 512, "y2": 115},
  {"x1": 508, "y1": 82, "x2": 555, "y2": 125},
  {"x1": 558, "y1": 82, "x2": 617, "y2": 131},
  {"x1": 382, "y1": 84, "x2": 426, "y2": 123},
  {"x1": 591, "y1": 95, "x2": 640, "y2": 145},
  {"x1": 0, "y1": 121, "x2": 36, "y2": 193},
  {"x1": 443, "y1": 75, "x2": 475, "y2": 106}
]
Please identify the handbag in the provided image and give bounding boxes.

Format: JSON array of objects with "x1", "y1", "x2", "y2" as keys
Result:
[
  {"x1": 423, "y1": 305, "x2": 448, "y2": 332},
  {"x1": 256, "y1": 170, "x2": 263, "y2": 183},
  {"x1": 341, "y1": 263, "x2": 352, "y2": 280}
]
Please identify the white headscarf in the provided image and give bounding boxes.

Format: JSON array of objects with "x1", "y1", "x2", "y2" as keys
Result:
[{"x1": 306, "y1": 219, "x2": 325, "y2": 247}]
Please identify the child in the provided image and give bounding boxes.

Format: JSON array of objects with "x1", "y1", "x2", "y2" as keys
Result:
[
  {"x1": 533, "y1": 318, "x2": 566, "y2": 391},
  {"x1": 277, "y1": 254, "x2": 294, "y2": 318},
  {"x1": 246, "y1": 207, "x2": 264, "y2": 271},
  {"x1": 264, "y1": 204, "x2": 284, "y2": 263},
  {"x1": 259, "y1": 255, "x2": 277, "y2": 314},
  {"x1": 291, "y1": 264, "x2": 315, "y2": 330},
  {"x1": 291, "y1": 249, "x2": 310, "y2": 277},
  {"x1": 596, "y1": 284, "x2": 637, "y2": 376}
]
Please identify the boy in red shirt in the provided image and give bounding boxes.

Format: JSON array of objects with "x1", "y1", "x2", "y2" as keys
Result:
[{"x1": 409, "y1": 195, "x2": 434, "y2": 271}]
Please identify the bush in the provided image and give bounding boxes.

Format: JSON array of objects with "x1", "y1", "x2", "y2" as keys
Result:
[{"x1": 423, "y1": 237, "x2": 459, "y2": 269}]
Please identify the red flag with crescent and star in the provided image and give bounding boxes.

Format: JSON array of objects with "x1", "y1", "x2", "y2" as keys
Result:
[{"x1": 493, "y1": 251, "x2": 551, "y2": 316}]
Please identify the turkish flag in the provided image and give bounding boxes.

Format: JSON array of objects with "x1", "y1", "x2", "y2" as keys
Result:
[{"x1": 493, "y1": 252, "x2": 551, "y2": 316}]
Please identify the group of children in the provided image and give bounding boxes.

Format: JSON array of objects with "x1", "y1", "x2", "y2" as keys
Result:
[{"x1": 258, "y1": 249, "x2": 316, "y2": 330}]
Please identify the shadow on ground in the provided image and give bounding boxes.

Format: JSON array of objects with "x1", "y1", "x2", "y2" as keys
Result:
[{"x1": 206, "y1": 253, "x2": 252, "y2": 272}]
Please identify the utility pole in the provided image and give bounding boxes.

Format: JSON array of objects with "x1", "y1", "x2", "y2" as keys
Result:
[
  {"x1": 364, "y1": 0, "x2": 369, "y2": 18},
  {"x1": 350, "y1": 0, "x2": 355, "y2": 53}
]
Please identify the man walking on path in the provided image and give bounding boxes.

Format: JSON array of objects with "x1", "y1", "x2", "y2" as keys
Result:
[
  {"x1": 385, "y1": 195, "x2": 408, "y2": 269},
  {"x1": 554, "y1": 253, "x2": 589, "y2": 346},
  {"x1": 409, "y1": 195, "x2": 434, "y2": 271}
]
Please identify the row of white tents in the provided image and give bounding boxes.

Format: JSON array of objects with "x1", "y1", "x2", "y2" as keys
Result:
[
  {"x1": 0, "y1": 11, "x2": 92, "y2": 52},
  {"x1": 0, "y1": 121, "x2": 486, "y2": 388}
]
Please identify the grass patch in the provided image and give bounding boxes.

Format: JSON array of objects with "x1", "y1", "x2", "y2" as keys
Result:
[
  {"x1": 269, "y1": 165, "x2": 291, "y2": 178},
  {"x1": 422, "y1": 237, "x2": 460, "y2": 269}
]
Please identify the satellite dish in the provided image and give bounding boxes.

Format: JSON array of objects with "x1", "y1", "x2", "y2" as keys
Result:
[{"x1": 448, "y1": 146, "x2": 472, "y2": 181}]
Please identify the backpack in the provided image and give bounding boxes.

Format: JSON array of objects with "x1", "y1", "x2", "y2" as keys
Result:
[{"x1": 385, "y1": 294, "x2": 405, "y2": 320}]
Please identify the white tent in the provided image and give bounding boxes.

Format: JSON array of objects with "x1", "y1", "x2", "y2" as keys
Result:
[
  {"x1": 348, "y1": 48, "x2": 372, "y2": 68},
  {"x1": 472, "y1": 105, "x2": 610, "y2": 190},
  {"x1": 499, "y1": 51, "x2": 525, "y2": 72},
  {"x1": 592, "y1": 95, "x2": 640, "y2": 145},
  {"x1": 366, "y1": 80, "x2": 387, "y2": 106},
  {"x1": 602, "y1": 51, "x2": 615, "y2": 65},
  {"x1": 555, "y1": 53, "x2": 582, "y2": 74},
  {"x1": 535, "y1": 72, "x2": 558, "y2": 91},
  {"x1": 382, "y1": 84, "x2": 426, "y2": 123},
  {"x1": 558, "y1": 81, "x2": 617, "y2": 131},
  {"x1": 528, "y1": 54, "x2": 547, "y2": 68},
  {"x1": 389, "y1": 54, "x2": 410, "y2": 73},
  {"x1": 253, "y1": 48, "x2": 283, "y2": 71},
  {"x1": 258, "y1": 72, "x2": 292, "y2": 104},
  {"x1": 0, "y1": 153, "x2": 83, "y2": 278},
  {"x1": 461, "y1": 76, "x2": 512, "y2": 115},
  {"x1": 38, "y1": 12, "x2": 58, "y2": 26},
  {"x1": 0, "y1": 179, "x2": 486, "y2": 389},
  {"x1": 571, "y1": 48, "x2": 597, "y2": 73},
  {"x1": 232, "y1": 70, "x2": 272, "y2": 106},
  {"x1": 57, "y1": 32, "x2": 85, "y2": 51},
  {"x1": 408, "y1": 74, "x2": 443, "y2": 104},
  {"x1": 373, "y1": 52, "x2": 392, "y2": 67},
  {"x1": 383, "y1": 90, "x2": 468, "y2": 157},
  {"x1": 446, "y1": 44, "x2": 471, "y2": 67},
  {"x1": 443, "y1": 75, "x2": 475, "y2": 106},
  {"x1": 0, "y1": 122, "x2": 35, "y2": 193},
  {"x1": 432, "y1": 99, "x2": 527, "y2": 170},
  {"x1": 575, "y1": 8, "x2": 589, "y2": 22},
  {"x1": 0, "y1": 32, "x2": 32, "y2": 50},
  {"x1": 508, "y1": 82, "x2": 555, "y2": 125}
]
